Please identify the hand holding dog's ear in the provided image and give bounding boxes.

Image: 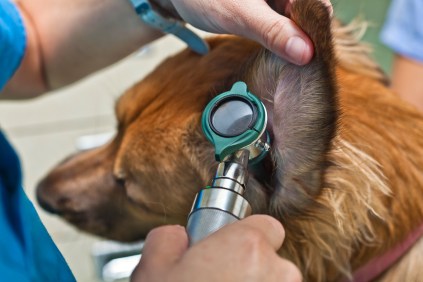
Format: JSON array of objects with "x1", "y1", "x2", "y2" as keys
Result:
[
  {"x1": 161, "y1": 0, "x2": 331, "y2": 65},
  {"x1": 132, "y1": 215, "x2": 302, "y2": 282}
]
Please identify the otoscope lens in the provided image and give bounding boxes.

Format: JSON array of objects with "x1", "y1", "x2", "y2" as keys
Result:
[{"x1": 211, "y1": 99, "x2": 255, "y2": 136}]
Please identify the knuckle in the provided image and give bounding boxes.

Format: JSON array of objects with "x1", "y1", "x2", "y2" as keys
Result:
[
  {"x1": 279, "y1": 259, "x2": 303, "y2": 282},
  {"x1": 262, "y1": 20, "x2": 290, "y2": 50},
  {"x1": 149, "y1": 225, "x2": 172, "y2": 235},
  {"x1": 216, "y1": 1, "x2": 244, "y2": 32},
  {"x1": 241, "y1": 228, "x2": 268, "y2": 252},
  {"x1": 288, "y1": 268, "x2": 303, "y2": 282},
  {"x1": 146, "y1": 225, "x2": 180, "y2": 239}
]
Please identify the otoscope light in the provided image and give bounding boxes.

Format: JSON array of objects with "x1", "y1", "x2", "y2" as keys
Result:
[{"x1": 209, "y1": 96, "x2": 257, "y2": 137}]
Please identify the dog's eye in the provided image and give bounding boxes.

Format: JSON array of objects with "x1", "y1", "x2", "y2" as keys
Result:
[{"x1": 114, "y1": 176, "x2": 126, "y2": 187}]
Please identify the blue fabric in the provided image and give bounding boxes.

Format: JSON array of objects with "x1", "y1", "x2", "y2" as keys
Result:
[
  {"x1": 1, "y1": 0, "x2": 75, "y2": 281},
  {"x1": 0, "y1": 131, "x2": 74, "y2": 282},
  {"x1": 380, "y1": 0, "x2": 423, "y2": 62},
  {"x1": 0, "y1": 0, "x2": 26, "y2": 90},
  {"x1": 0, "y1": 131, "x2": 75, "y2": 282}
]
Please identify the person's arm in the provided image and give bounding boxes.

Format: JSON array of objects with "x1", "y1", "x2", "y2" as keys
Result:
[
  {"x1": 2, "y1": 0, "x2": 332, "y2": 100},
  {"x1": 132, "y1": 215, "x2": 302, "y2": 282},
  {"x1": 390, "y1": 55, "x2": 423, "y2": 112},
  {"x1": 380, "y1": 0, "x2": 423, "y2": 111},
  {"x1": 2, "y1": 0, "x2": 162, "y2": 99}
]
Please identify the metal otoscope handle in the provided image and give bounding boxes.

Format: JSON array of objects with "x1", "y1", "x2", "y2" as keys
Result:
[{"x1": 186, "y1": 150, "x2": 252, "y2": 246}]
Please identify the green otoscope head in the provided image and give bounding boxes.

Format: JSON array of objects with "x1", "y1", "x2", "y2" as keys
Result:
[{"x1": 201, "y1": 81, "x2": 269, "y2": 162}]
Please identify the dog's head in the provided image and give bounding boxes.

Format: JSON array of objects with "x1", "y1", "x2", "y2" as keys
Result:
[{"x1": 37, "y1": 0, "x2": 336, "y2": 240}]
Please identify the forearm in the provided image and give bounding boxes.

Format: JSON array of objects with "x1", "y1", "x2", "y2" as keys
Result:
[
  {"x1": 391, "y1": 55, "x2": 423, "y2": 112},
  {"x1": 3, "y1": 0, "x2": 162, "y2": 99}
]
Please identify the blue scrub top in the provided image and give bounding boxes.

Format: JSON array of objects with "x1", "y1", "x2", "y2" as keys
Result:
[
  {"x1": 380, "y1": 0, "x2": 423, "y2": 62},
  {"x1": 0, "y1": 0, "x2": 75, "y2": 281}
]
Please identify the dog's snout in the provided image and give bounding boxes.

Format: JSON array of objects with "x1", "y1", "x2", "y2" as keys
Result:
[
  {"x1": 36, "y1": 178, "x2": 68, "y2": 215},
  {"x1": 36, "y1": 191, "x2": 60, "y2": 215}
]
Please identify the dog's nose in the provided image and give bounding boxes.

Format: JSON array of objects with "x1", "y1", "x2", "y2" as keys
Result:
[
  {"x1": 36, "y1": 190, "x2": 60, "y2": 215},
  {"x1": 36, "y1": 178, "x2": 64, "y2": 215}
]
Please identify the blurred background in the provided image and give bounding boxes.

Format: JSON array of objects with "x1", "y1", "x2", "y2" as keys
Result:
[{"x1": 0, "y1": 0, "x2": 393, "y2": 281}]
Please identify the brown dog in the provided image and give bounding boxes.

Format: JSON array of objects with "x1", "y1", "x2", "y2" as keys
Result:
[{"x1": 36, "y1": 0, "x2": 423, "y2": 281}]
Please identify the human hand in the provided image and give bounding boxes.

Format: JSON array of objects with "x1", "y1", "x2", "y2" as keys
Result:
[
  {"x1": 153, "y1": 0, "x2": 332, "y2": 65},
  {"x1": 131, "y1": 215, "x2": 302, "y2": 282}
]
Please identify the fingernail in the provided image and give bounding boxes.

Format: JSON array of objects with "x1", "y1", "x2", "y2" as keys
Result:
[{"x1": 285, "y1": 36, "x2": 310, "y2": 65}]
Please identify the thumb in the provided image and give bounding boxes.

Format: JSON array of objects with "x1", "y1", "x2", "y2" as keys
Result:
[
  {"x1": 134, "y1": 225, "x2": 188, "y2": 273},
  {"x1": 235, "y1": 0, "x2": 314, "y2": 65}
]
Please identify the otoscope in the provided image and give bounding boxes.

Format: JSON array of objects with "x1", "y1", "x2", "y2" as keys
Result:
[{"x1": 186, "y1": 81, "x2": 270, "y2": 245}]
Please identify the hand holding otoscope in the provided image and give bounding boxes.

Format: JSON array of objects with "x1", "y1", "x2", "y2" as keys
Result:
[
  {"x1": 132, "y1": 82, "x2": 302, "y2": 282},
  {"x1": 186, "y1": 81, "x2": 270, "y2": 245}
]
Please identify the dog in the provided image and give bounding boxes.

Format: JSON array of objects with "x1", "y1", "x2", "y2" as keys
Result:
[{"x1": 36, "y1": 0, "x2": 423, "y2": 281}]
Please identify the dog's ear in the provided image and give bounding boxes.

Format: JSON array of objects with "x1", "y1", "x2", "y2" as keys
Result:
[{"x1": 245, "y1": 0, "x2": 337, "y2": 216}]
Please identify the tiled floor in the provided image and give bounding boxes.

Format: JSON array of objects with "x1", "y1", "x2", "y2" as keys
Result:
[{"x1": 0, "y1": 1, "x2": 393, "y2": 281}]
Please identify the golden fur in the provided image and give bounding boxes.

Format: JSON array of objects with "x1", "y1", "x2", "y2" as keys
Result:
[{"x1": 36, "y1": 0, "x2": 423, "y2": 281}]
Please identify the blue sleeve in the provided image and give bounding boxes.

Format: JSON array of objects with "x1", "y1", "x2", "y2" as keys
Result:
[
  {"x1": 0, "y1": 0, "x2": 26, "y2": 90},
  {"x1": 0, "y1": 133, "x2": 77, "y2": 282},
  {"x1": 380, "y1": 0, "x2": 423, "y2": 62}
]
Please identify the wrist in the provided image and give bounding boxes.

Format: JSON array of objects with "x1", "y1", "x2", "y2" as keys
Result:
[
  {"x1": 148, "y1": 0, "x2": 182, "y2": 20},
  {"x1": 129, "y1": 0, "x2": 209, "y2": 54}
]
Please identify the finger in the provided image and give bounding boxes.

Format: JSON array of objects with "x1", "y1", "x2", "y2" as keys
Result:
[
  {"x1": 234, "y1": 0, "x2": 314, "y2": 65},
  {"x1": 275, "y1": 257, "x2": 303, "y2": 282},
  {"x1": 213, "y1": 214, "x2": 285, "y2": 251},
  {"x1": 138, "y1": 225, "x2": 188, "y2": 269},
  {"x1": 240, "y1": 215, "x2": 286, "y2": 250}
]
